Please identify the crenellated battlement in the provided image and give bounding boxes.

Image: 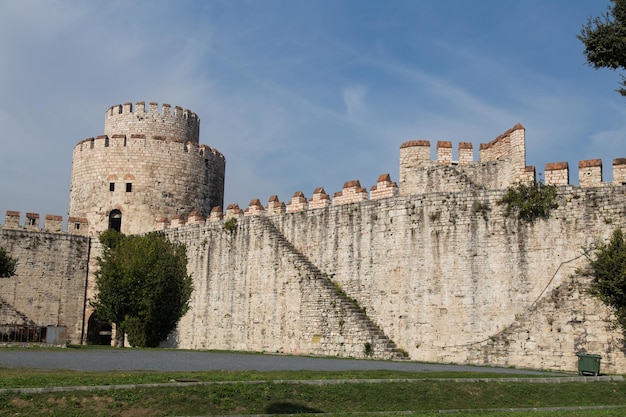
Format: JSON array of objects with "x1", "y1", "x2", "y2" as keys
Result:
[
  {"x1": 266, "y1": 195, "x2": 287, "y2": 214},
  {"x1": 104, "y1": 101, "x2": 200, "y2": 143},
  {"x1": 73, "y1": 134, "x2": 225, "y2": 161},
  {"x1": 154, "y1": 121, "x2": 625, "y2": 230},
  {"x1": 0, "y1": 211, "x2": 86, "y2": 234},
  {"x1": 545, "y1": 158, "x2": 626, "y2": 186},
  {"x1": 400, "y1": 123, "x2": 530, "y2": 195},
  {"x1": 398, "y1": 123, "x2": 625, "y2": 194},
  {"x1": 158, "y1": 173, "x2": 400, "y2": 227}
]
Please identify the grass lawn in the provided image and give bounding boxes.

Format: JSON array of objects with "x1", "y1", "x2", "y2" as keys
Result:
[{"x1": 0, "y1": 367, "x2": 624, "y2": 416}]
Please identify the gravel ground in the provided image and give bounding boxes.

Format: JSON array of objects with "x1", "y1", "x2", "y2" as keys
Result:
[{"x1": 0, "y1": 349, "x2": 560, "y2": 375}]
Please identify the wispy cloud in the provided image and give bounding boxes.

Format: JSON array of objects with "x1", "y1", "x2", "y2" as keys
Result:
[
  {"x1": 0, "y1": 0, "x2": 622, "y2": 218},
  {"x1": 342, "y1": 85, "x2": 368, "y2": 118}
]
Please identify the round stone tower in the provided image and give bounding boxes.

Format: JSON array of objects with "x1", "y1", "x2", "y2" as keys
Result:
[{"x1": 68, "y1": 101, "x2": 225, "y2": 235}]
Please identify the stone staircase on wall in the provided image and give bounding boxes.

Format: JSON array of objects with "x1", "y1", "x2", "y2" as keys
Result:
[
  {"x1": 253, "y1": 216, "x2": 407, "y2": 360},
  {"x1": 414, "y1": 164, "x2": 488, "y2": 195},
  {"x1": 0, "y1": 296, "x2": 34, "y2": 326},
  {"x1": 465, "y1": 272, "x2": 625, "y2": 373},
  {"x1": 437, "y1": 164, "x2": 486, "y2": 191}
]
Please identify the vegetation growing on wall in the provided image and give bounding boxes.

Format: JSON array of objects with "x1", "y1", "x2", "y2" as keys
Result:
[
  {"x1": 0, "y1": 246, "x2": 16, "y2": 278},
  {"x1": 363, "y1": 342, "x2": 373, "y2": 356},
  {"x1": 498, "y1": 181, "x2": 558, "y2": 222},
  {"x1": 584, "y1": 228, "x2": 626, "y2": 340},
  {"x1": 92, "y1": 230, "x2": 193, "y2": 348},
  {"x1": 224, "y1": 217, "x2": 238, "y2": 232}
]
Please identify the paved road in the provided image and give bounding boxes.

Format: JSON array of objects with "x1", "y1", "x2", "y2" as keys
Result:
[{"x1": 0, "y1": 349, "x2": 557, "y2": 375}]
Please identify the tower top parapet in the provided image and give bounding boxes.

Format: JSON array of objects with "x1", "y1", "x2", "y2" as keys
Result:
[{"x1": 104, "y1": 101, "x2": 200, "y2": 143}]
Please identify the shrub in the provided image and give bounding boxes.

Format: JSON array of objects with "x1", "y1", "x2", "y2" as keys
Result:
[
  {"x1": 224, "y1": 217, "x2": 238, "y2": 232},
  {"x1": 584, "y1": 228, "x2": 626, "y2": 341},
  {"x1": 498, "y1": 181, "x2": 558, "y2": 222}
]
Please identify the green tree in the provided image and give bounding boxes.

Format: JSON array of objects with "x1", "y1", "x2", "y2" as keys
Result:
[
  {"x1": 578, "y1": 0, "x2": 626, "y2": 96},
  {"x1": 0, "y1": 246, "x2": 17, "y2": 278},
  {"x1": 92, "y1": 230, "x2": 193, "y2": 347},
  {"x1": 585, "y1": 228, "x2": 626, "y2": 340}
]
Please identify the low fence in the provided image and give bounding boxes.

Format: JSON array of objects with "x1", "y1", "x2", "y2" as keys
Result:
[{"x1": 0, "y1": 324, "x2": 67, "y2": 344}]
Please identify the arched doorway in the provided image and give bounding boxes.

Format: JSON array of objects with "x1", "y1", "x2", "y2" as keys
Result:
[
  {"x1": 86, "y1": 314, "x2": 112, "y2": 345},
  {"x1": 108, "y1": 209, "x2": 122, "y2": 232}
]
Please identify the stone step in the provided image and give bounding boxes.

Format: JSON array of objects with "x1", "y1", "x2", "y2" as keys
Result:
[{"x1": 257, "y1": 216, "x2": 409, "y2": 361}]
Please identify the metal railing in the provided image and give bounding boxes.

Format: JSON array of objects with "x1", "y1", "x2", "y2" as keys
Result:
[{"x1": 0, "y1": 324, "x2": 45, "y2": 343}]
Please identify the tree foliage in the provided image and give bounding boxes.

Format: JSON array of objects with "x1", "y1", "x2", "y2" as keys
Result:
[
  {"x1": 92, "y1": 230, "x2": 193, "y2": 347},
  {"x1": 498, "y1": 181, "x2": 558, "y2": 222},
  {"x1": 585, "y1": 228, "x2": 626, "y2": 340},
  {"x1": 578, "y1": 0, "x2": 626, "y2": 96},
  {"x1": 0, "y1": 246, "x2": 17, "y2": 278}
]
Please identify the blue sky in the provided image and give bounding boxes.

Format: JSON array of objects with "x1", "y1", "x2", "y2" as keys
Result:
[{"x1": 0, "y1": 0, "x2": 624, "y2": 222}]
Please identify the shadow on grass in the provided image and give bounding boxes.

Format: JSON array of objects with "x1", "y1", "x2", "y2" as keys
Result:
[{"x1": 265, "y1": 402, "x2": 323, "y2": 414}]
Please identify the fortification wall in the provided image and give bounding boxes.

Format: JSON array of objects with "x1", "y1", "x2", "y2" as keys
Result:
[
  {"x1": 286, "y1": 185, "x2": 624, "y2": 372},
  {"x1": 6, "y1": 102, "x2": 626, "y2": 372},
  {"x1": 164, "y1": 220, "x2": 401, "y2": 358},
  {"x1": 467, "y1": 271, "x2": 623, "y2": 372},
  {"x1": 0, "y1": 216, "x2": 90, "y2": 344},
  {"x1": 69, "y1": 123, "x2": 225, "y2": 235},
  {"x1": 399, "y1": 124, "x2": 532, "y2": 196},
  {"x1": 165, "y1": 181, "x2": 626, "y2": 372}
]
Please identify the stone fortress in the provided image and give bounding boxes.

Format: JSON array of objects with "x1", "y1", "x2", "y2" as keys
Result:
[
  {"x1": 69, "y1": 102, "x2": 225, "y2": 235},
  {"x1": 1, "y1": 101, "x2": 626, "y2": 373}
]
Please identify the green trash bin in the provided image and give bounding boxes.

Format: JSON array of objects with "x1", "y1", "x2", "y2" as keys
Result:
[{"x1": 576, "y1": 352, "x2": 601, "y2": 376}]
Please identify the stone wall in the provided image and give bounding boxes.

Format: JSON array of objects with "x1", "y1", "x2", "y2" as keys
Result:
[
  {"x1": 166, "y1": 183, "x2": 626, "y2": 373},
  {"x1": 468, "y1": 273, "x2": 622, "y2": 372},
  {"x1": 0, "y1": 225, "x2": 89, "y2": 344},
  {"x1": 163, "y1": 217, "x2": 403, "y2": 359}
]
